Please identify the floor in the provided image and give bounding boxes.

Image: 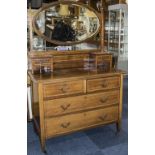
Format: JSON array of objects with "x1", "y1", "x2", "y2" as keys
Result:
[{"x1": 27, "y1": 77, "x2": 128, "y2": 155}]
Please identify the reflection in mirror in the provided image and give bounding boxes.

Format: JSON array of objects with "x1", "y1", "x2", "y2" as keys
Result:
[{"x1": 34, "y1": 2, "x2": 100, "y2": 45}]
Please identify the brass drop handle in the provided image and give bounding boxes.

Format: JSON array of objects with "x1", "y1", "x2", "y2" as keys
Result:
[
  {"x1": 100, "y1": 98, "x2": 108, "y2": 103},
  {"x1": 60, "y1": 86, "x2": 69, "y2": 93},
  {"x1": 60, "y1": 88, "x2": 67, "y2": 93},
  {"x1": 61, "y1": 122, "x2": 70, "y2": 128},
  {"x1": 98, "y1": 114, "x2": 108, "y2": 121},
  {"x1": 101, "y1": 83, "x2": 107, "y2": 87},
  {"x1": 60, "y1": 104, "x2": 71, "y2": 111}
]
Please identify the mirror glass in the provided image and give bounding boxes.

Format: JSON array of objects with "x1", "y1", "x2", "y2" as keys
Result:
[{"x1": 33, "y1": 2, "x2": 100, "y2": 45}]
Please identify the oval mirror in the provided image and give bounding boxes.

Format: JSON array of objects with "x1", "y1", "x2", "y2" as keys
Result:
[{"x1": 33, "y1": 1, "x2": 101, "y2": 45}]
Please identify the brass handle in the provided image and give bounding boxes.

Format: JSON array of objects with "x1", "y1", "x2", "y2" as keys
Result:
[
  {"x1": 101, "y1": 83, "x2": 107, "y2": 87},
  {"x1": 60, "y1": 86, "x2": 69, "y2": 93},
  {"x1": 61, "y1": 122, "x2": 70, "y2": 128},
  {"x1": 98, "y1": 114, "x2": 108, "y2": 121},
  {"x1": 60, "y1": 104, "x2": 71, "y2": 111},
  {"x1": 100, "y1": 98, "x2": 108, "y2": 103}
]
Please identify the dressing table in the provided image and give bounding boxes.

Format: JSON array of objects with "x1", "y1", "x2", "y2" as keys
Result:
[{"x1": 28, "y1": 0, "x2": 124, "y2": 152}]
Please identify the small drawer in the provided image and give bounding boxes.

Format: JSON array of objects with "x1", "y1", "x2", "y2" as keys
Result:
[
  {"x1": 45, "y1": 106, "x2": 118, "y2": 138},
  {"x1": 43, "y1": 80, "x2": 84, "y2": 99},
  {"x1": 44, "y1": 90, "x2": 119, "y2": 117},
  {"x1": 97, "y1": 55, "x2": 112, "y2": 62},
  {"x1": 85, "y1": 90, "x2": 119, "y2": 108},
  {"x1": 30, "y1": 56, "x2": 53, "y2": 74},
  {"x1": 87, "y1": 76, "x2": 120, "y2": 92}
]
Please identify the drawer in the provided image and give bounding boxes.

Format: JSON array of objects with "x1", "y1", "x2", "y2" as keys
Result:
[
  {"x1": 45, "y1": 106, "x2": 118, "y2": 138},
  {"x1": 30, "y1": 57, "x2": 53, "y2": 74},
  {"x1": 45, "y1": 95, "x2": 85, "y2": 117},
  {"x1": 43, "y1": 80, "x2": 84, "y2": 99},
  {"x1": 54, "y1": 61, "x2": 85, "y2": 69},
  {"x1": 53, "y1": 54, "x2": 89, "y2": 69},
  {"x1": 54, "y1": 55, "x2": 89, "y2": 62},
  {"x1": 97, "y1": 55, "x2": 112, "y2": 61},
  {"x1": 44, "y1": 90, "x2": 119, "y2": 117},
  {"x1": 85, "y1": 90, "x2": 119, "y2": 108},
  {"x1": 87, "y1": 76, "x2": 120, "y2": 92}
]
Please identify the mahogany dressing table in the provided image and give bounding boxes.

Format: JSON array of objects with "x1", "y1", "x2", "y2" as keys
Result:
[{"x1": 28, "y1": 1, "x2": 124, "y2": 152}]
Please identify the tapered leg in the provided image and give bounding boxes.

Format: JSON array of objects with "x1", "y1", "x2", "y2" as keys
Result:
[
  {"x1": 33, "y1": 122, "x2": 39, "y2": 135},
  {"x1": 40, "y1": 139, "x2": 47, "y2": 154},
  {"x1": 115, "y1": 122, "x2": 121, "y2": 136},
  {"x1": 116, "y1": 121, "x2": 121, "y2": 132},
  {"x1": 116, "y1": 74, "x2": 123, "y2": 134},
  {"x1": 38, "y1": 83, "x2": 47, "y2": 154}
]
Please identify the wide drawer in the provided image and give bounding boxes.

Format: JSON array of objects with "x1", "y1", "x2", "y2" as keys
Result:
[
  {"x1": 43, "y1": 80, "x2": 84, "y2": 99},
  {"x1": 44, "y1": 90, "x2": 119, "y2": 117},
  {"x1": 87, "y1": 76, "x2": 120, "y2": 93},
  {"x1": 45, "y1": 106, "x2": 118, "y2": 138}
]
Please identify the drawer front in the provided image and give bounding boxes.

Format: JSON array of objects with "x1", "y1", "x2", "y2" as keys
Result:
[
  {"x1": 45, "y1": 95, "x2": 85, "y2": 117},
  {"x1": 87, "y1": 76, "x2": 120, "y2": 92},
  {"x1": 54, "y1": 61, "x2": 85, "y2": 69},
  {"x1": 43, "y1": 80, "x2": 84, "y2": 99},
  {"x1": 85, "y1": 90, "x2": 119, "y2": 108},
  {"x1": 97, "y1": 55, "x2": 112, "y2": 62},
  {"x1": 45, "y1": 106, "x2": 118, "y2": 137},
  {"x1": 31, "y1": 57, "x2": 53, "y2": 74},
  {"x1": 54, "y1": 55, "x2": 89, "y2": 62},
  {"x1": 53, "y1": 55, "x2": 89, "y2": 69},
  {"x1": 44, "y1": 90, "x2": 119, "y2": 117}
]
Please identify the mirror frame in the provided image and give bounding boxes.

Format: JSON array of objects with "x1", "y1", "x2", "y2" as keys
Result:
[{"x1": 32, "y1": 1, "x2": 101, "y2": 45}]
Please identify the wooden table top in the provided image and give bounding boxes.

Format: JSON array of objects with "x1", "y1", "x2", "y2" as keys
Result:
[{"x1": 28, "y1": 68, "x2": 124, "y2": 83}]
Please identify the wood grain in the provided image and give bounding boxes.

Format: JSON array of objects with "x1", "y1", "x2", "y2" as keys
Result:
[
  {"x1": 87, "y1": 76, "x2": 120, "y2": 92},
  {"x1": 28, "y1": 1, "x2": 124, "y2": 152},
  {"x1": 44, "y1": 90, "x2": 119, "y2": 117},
  {"x1": 45, "y1": 106, "x2": 118, "y2": 138},
  {"x1": 38, "y1": 83, "x2": 46, "y2": 151},
  {"x1": 43, "y1": 80, "x2": 85, "y2": 99}
]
